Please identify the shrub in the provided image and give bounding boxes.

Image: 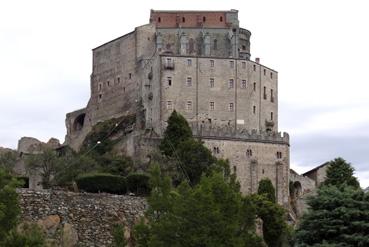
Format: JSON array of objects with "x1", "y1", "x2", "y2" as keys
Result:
[
  {"x1": 76, "y1": 173, "x2": 127, "y2": 194},
  {"x1": 126, "y1": 173, "x2": 150, "y2": 195}
]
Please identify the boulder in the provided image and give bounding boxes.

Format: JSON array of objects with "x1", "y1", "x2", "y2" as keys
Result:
[{"x1": 61, "y1": 223, "x2": 78, "y2": 247}]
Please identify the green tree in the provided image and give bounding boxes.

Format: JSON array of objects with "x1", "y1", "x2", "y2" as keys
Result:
[
  {"x1": 2, "y1": 222, "x2": 45, "y2": 247},
  {"x1": 255, "y1": 180, "x2": 287, "y2": 247},
  {"x1": 296, "y1": 185, "x2": 369, "y2": 246},
  {"x1": 112, "y1": 224, "x2": 128, "y2": 247},
  {"x1": 0, "y1": 169, "x2": 20, "y2": 241},
  {"x1": 175, "y1": 139, "x2": 216, "y2": 185},
  {"x1": 323, "y1": 157, "x2": 360, "y2": 188},
  {"x1": 159, "y1": 110, "x2": 193, "y2": 156},
  {"x1": 258, "y1": 178, "x2": 276, "y2": 203},
  {"x1": 134, "y1": 166, "x2": 263, "y2": 247},
  {"x1": 0, "y1": 150, "x2": 18, "y2": 173},
  {"x1": 25, "y1": 148, "x2": 59, "y2": 188}
]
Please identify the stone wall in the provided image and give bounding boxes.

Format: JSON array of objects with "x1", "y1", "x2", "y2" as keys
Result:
[{"x1": 18, "y1": 189, "x2": 147, "y2": 246}]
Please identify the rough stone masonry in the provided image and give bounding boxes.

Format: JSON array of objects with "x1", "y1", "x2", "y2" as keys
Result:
[{"x1": 18, "y1": 189, "x2": 147, "y2": 246}]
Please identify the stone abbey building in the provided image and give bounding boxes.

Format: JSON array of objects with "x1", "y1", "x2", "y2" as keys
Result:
[{"x1": 65, "y1": 10, "x2": 290, "y2": 206}]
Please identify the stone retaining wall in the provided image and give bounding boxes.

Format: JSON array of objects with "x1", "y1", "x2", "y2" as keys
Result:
[{"x1": 18, "y1": 189, "x2": 147, "y2": 246}]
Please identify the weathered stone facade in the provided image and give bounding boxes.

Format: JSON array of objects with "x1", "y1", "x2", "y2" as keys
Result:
[
  {"x1": 64, "y1": 10, "x2": 290, "y2": 206},
  {"x1": 18, "y1": 189, "x2": 146, "y2": 246}
]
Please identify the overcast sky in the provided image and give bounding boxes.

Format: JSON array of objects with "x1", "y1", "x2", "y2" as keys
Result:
[{"x1": 1, "y1": 0, "x2": 368, "y2": 187}]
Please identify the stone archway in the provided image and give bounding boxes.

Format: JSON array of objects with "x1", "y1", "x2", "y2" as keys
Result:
[{"x1": 73, "y1": 113, "x2": 86, "y2": 132}]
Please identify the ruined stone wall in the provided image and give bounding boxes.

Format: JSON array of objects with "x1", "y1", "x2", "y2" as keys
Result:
[
  {"x1": 160, "y1": 56, "x2": 278, "y2": 133},
  {"x1": 18, "y1": 189, "x2": 146, "y2": 246}
]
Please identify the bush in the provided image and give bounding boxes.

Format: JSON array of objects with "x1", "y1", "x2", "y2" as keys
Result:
[
  {"x1": 126, "y1": 173, "x2": 150, "y2": 195},
  {"x1": 76, "y1": 173, "x2": 127, "y2": 194}
]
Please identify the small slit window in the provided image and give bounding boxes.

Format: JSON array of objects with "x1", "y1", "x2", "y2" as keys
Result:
[
  {"x1": 203, "y1": 16, "x2": 206, "y2": 22},
  {"x1": 253, "y1": 64, "x2": 256, "y2": 71},
  {"x1": 167, "y1": 77, "x2": 172, "y2": 86},
  {"x1": 253, "y1": 105, "x2": 256, "y2": 114},
  {"x1": 220, "y1": 16, "x2": 223, "y2": 22},
  {"x1": 158, "y1": 17, "x2": 161, "y2": 23},
  {"x1": 246, "y1": 149, "x2": 253, "y2": 157},
  {"x1": 182, "y1": 17, "x2": 185, "y2": 22},
  {"x1": 253, "y1": 82, "x2": 256, "y2": 91},
  {"x1": 271, "y1": 112, "x2": 273, "y2": 121}
]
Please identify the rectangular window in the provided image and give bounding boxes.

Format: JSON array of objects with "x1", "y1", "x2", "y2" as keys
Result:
[
  {"x1": 210, "y1": 78, "x2": 215, "y2": 88},
  {"x1": 263, "y1": 69, "x2": 266, "y2": 76},
  {"x1": 129, "y1": 73, "x2": 132, "y2": 79},
  {"x1": 230, "y1": 61, "x2": 234, "y2": 68},
  {"x1": 253, "y1": 82, "x2": 256, "y2": 91},
  {"x1": 167, "y1": 77, "x2": 172, "y2": 86},
  {"x1": 166, "y1": 101, "x2": 173, "y2": 110},
  {"x1": 187, "y1": 59, "x2": 192, "y2": 66},
  {"x1": 241, "y1": 80, "x2": 247, "y2": 89},
  {"x1": 210, "y1": 60, "x2": 214, "y2": 67},
  {"x1": 270, "y1": 72, "x2": 273, "y2": 79},
  {"x1": 186, "y1": 101, "x2": 193, "y2": 111},
  {"x1": 229, "y1": 79, "x2": 234, "y2": 89},
  {"x1": 117, "y1": 77, "x2": 120, "y2": 84},
  {"x1": 107, "y1": 81, "x2": 110, "y2": 86},
  {"x1": 242, "y1": 62, "x2": 246, "y2": 69},
  {"x1": 263, "y1": 86, "x2": 267, "y2": 99},
  {"x1": 271, "y1": 89, "x2": 274, "y2": 102},
  {"x1": 229, "y1": 103, "x2": 234, "y2": 112},
  {"x1": 253, "y1": 105, "x2": 256, "y2": 114},
  {"x1": 253, "y1": 64, "x2": 256, "y2": 71},
  {"x1": 186, "y1": 77, "x2": 192, "y2": 87},
  {"x1": 210, "y1": 101, "x2": 215, "y2": 110},
  {"x1": 271, "y1": 112, "x2": 274, "y2": 121}
]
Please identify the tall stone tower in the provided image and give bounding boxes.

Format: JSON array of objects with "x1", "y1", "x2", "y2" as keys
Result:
[{"x1": 65, "y1": 10, "x2": 290, "y2": 206}]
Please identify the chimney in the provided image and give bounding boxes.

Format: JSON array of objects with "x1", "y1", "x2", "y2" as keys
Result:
[{"x1": 255, "y1": 57, "x2": 260, "y2": 64}]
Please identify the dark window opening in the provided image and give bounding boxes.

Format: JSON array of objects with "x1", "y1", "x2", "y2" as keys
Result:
[
  {"x1": 182, "y1": 17, "x2": 185, "y2": 22},
  {"x1": 262, "y1": 169, "x2": 265, "y2": 174},
  {"x1": 123, "y1": 87, "x2": 125, "y2": 92},
  {"x1": 253, "y1": 82, "x2": 256, "y2": 91},
  {"x1": 270, "y1": 72, "x2": 273, "y2": 79},
  {"x1": 233, "y1": 166, "x2": 237, "y2": 174},
  {"x1": 98, "y1": 94, "x2": 102, "y2": 99},
  {"x1": 253, "y1": 64, "x2": 256, "y2": 71},
  {"x1": 263, "y1": 86, "x2": 267, "y2": 99},
  {"x1": 158, "y1": 17, "x2": 161, "y2": 23},
  {"x1": 203, "y1": 16, "x2": 206, "y2": 22},
  {"x1": 246, "y1": 149, "x2": 253, "y2": 157},
  {"x1": 117, "y1": 77, "x2": 120, "y2": 84},
  {"x1": 271, "y1": 112, "x2": 273, "y2": 121},
  {"x1": 253, "y1": 106, "x2": 256, "y2": 114},
  {"x1": 242, "y1": 45, "x2": 246, "y2": 50},
  {"x1": 263, "y1": 69, "x2": 266, "y2": 75},
  {"x1": 107, "y1": 81, "x2": 110, "y2": 86},
  {"x1": 167, "y1": 77, "x2": 172, "y2": 86},
  {"x1": 213, "y1": 39, "x2": 217, "y2": 50},
  {"x1": 129, "y1": 73, "x2": 132, "y2": 79},
  {"x1": 271, "y1": 89, "x2": 274, "y2": 102},
  {"x1": 73, "y1": 113, "x2": 86, "y2": 131},
  {"x1": 220, "y1": 16, "x2": 223, "y2": 22}
]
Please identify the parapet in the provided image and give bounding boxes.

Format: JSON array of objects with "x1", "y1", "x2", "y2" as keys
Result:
[{"x1": 191, "y1": 123, "x2": 290, "y2": 145}]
